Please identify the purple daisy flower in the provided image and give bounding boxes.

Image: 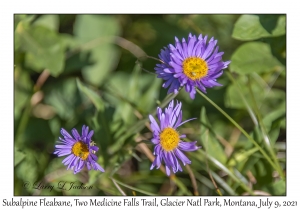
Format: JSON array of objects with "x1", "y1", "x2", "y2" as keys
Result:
[
  {"x1": 149, "y1": 100, "x2": 201, "y2": 176},
  {"x1": 155, "y1": 33, "x2": 231, "y2": 99},
  {"x1": 54, "y1": 125, "x2": 105, "y2": 174}
]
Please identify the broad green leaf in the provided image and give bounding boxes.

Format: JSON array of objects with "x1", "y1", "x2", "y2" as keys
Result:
[
  {"x1": 262, "y1": 103, "x2": 285, "y2": 145},
  {"x1": 14, "y1": 147, "x2": 26, "y2": 166},
  {"x1": 91, "y1": 109, "x2": 114, "y2": 165},
  {"x1": 258, "y1": 15, "x2": 285, "y2": 35},
  {"x1": 263, "y1": 102, "x2": 286, "y2": 132},
  {"x1": 268, "y1": 127, "x2": 280, "y2": 146},
  {"x1": 107, "y1": 119, "x2": 146, "y2": 154},
  {"x1": 88, "y1": 171, "x2": 112, "y2": 192},
  {"x1": 44, "y1": 78, "x2": 77, "y2": 120},
  {"x1": 105, "y1": 81, "x2": 177, "y2": 154},
  {"x1": 262, "y1": 179, "x2": 286, "y2": 195},
  {"x1": 200, "y1": 107, "x2": 227, "y2": 164},
  {"x1": 241, "y1": 155, "x2": 260, "y2": 174},
  {"x1": 105, "y1": 65, "x2": 156, "y2": 125},
  {"x1": 14, "y1": 67, "x2": 33, "y2": 119},
  {"x1": 137, "y1": 74, "x2": 161, "y2": 113},
  {"x1": 14, "y1": 14, "x2": 35, "y2": 31},
  {"x1": 33, "y1": 15, "x2": 60, "y2": 31},
  {"x1": 230, "y1": 42, "x2": 284, "y2": 74},
  {"x1": 118, "y1": 65, "x2": 141, "y2": 124},
  {"x1": 59, "y1": 33, "x2": 80, "y2": 50},
  {"x1": 15, "y1": 22, "x2": 65, "y2": 76},
  {"x1": 74, "y1": 15, "x2": 121, "y2": 86},
  {"x1": 128, "y1": 64, "x2": 141, "y2": 101},
  {"x1": 76, "y1": 78, "x2": 105, "y2": 111},
  {"x1": 23, "y1": 118, "x2": 55, "y2": 145},
  {"x1": 265, "y1": 35, "x2": 286, "y2": 66},
  {"x1": 15, "y1": 152, "x2": 39, "y2": 186},
  {"x1": 105, "y1": 73, "x2": 135, "y2": 125},
  {"x1": 232, "y1": 15, "x2": 286, "y2": 41}
]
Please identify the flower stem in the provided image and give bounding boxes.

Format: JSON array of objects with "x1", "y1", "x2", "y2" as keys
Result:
[
  {"x1": 247, "y1": 76, "x2": 285, "y2": 179},
  {"x1": 196, "y1": 89, "x2": 283, "y2": 179},
  {"x1": 185, "y1": 165, "x2": 199, "y2": 196}
]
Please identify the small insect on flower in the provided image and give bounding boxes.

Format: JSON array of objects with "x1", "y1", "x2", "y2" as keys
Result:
[
  {"x1": 149, "y1": 100, "x2": 201, "y2": 176},
  {"x1": 155, "y1": 33, "x2": 231, "y2": 99},
  {"x1": 54, "y1": 125, "x2": 105, "y2": 174}
]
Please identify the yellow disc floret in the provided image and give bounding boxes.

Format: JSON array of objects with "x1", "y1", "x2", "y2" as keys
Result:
[
  {"x1": 72, "y1": 141, "x2": 89, "y2": 160},
  {"x1": 183, "y1": 57, "x2": 208, "y2": 80},
  {"x1": 160, "y1": 127, "x2": 180, "y2": 152}
]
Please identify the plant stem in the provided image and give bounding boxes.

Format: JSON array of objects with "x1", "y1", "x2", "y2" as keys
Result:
[
  {"x1": 196, "y1": 89, "x2": 282, "y2": 179},
  {"x1": 185, "y1": 165, "x2": 199, "y2": 196},
  {"x1": 196, "y1": 150, "x2": 255, "y2": 195}
]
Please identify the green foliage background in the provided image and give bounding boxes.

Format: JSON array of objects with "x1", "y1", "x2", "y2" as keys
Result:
[{"x1": 14, "y1": 14, "x2": 286, "y2": 196}]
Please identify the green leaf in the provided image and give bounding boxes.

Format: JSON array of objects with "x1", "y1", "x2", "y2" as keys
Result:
[
  {"x1": 137, "y1": 76, "x2": 161, "y2": 113},
  {"x1": 262, "y1": 103, "x2": 285, "y2": 144},
  {"x1": 265, "y1": 35, "x2": 286, "y2": 66},
  {"x1": 76, "y1": 78, "x2": 105, "y2": 111},
  {"x1": 171, "y1": 177, "x2": 193, "y2": 195},
  {"x1": 228, "y1": 148, "x2": 259, "y2": 167},
  {"x1": 91, "y1": 109, "x2": 114, "y2": 165},
  {"x1": 225, "y1": 76, "x2": 255, "y2": 109},
  {"x1": 105, "y1": 70, "x2": 139, "y2": 125},
  {"x1": 14, "y1": 14, "x2": 35, "y2": 31},
  {"x1": 263, "y1": 102, "x2": 286, "y2": 132},
  {"x1": 74, "y1": 15, "x2": 121, "y2": 86},
  {"x1": 44, "y1": 78, "x2": 78, "y2": 120},
  {"x1": 33, "y1": 15, "x2": 60, "y2": 31},
  {"x1": 232, "y1": 15, "x2": 286, "y2": 41},
  {"x1": 14, "y1": 67, "x2": 33, "y2": 119},
  {"x1": 197, "y1": 150, "x2": 254, "y2": 195},
  {"x1": 225, "y1": 75, "x2": 285, "y2": 112},
  {"x1": 258, "y1": 16, "x2": 279, "y2": 33},
  {"x1": 15, "y1": 152, "x2": 39, "y2": 186},
  {"x1": 230, "y1": 42, "x2": 284, "y2": 74},
  {"x1": 262, "y1": 179, "x2": 286, "y2": 195},
  {"x1": 200, "y1": 107, "x2": 227, "y2": 164},
  {"x1": 15, "y1": 22, "x2": 65, "y2": 76},
  {"x1": 14, "y1": 147, "x2": 26, "y2": 166},
  {"x1": 59, "y1": 33, "x2": 80, "y2": 51}
]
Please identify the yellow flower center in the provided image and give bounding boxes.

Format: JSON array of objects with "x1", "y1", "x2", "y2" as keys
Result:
[
  {"x1": 72, "y1": 141, "x2": 89, "y2": 160},
  {"x1": 160, "y1": 127, "x2": 180, "y2": 152},
  {"x1": 183, "y1": 57, "x2": 208, "y2": 80}
]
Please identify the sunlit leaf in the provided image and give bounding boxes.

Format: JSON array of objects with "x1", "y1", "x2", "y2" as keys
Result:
[
  {"x1": 230, "y1": 42, "x2": 284, "y2": 75},
  {"x1": 228, "y1": 148, "x2": 259, "y2": 167},
  {"x1": 33, "y1": 15, "x2": 60, "y2": 31},
  {"x1": 15, "y1": 22, "x2": 65, "y2": 76},
  {"x1": 232, "y1": 15, "x2": 286, "y2": 41},
  {"x1": 74, "y1": 15, "x2": 121, "y2": 86}
]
